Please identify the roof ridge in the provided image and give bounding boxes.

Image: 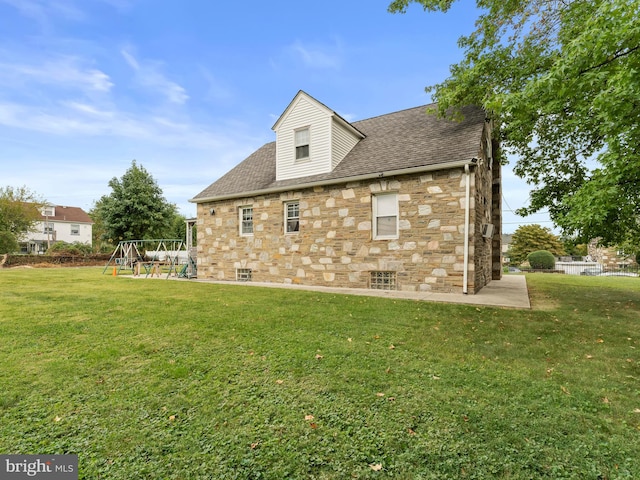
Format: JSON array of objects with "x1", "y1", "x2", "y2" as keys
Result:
[{"x1": 351, "y1": 102, "x2": 437, "y2": 125}]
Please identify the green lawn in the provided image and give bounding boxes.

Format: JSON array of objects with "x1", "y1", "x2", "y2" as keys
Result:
[{"x1": 0, "y1": 268, "x2": 639, "y2": 479}]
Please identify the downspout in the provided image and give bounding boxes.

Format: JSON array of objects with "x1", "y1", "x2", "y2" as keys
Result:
[{"x1": 463, "y1": 164, "x2": 472, "y2": 294}]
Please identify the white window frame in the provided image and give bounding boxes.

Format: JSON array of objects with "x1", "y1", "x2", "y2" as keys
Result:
[
  {"x1": 284, "y1": 201, "x2": 300, "y2": 234},
  {"x1": 239, "y1": 206, "x2": 253, "y2": 236},
  {"x1": 294, "y1": 127, "x2": 310, "y2": 161},
  {"x1": 43, "y1": 223, "x2": 54, "y2": 234},
  {"x1": 70, "y1": 224, "x2": 80, "y2": 236},
  {"x1": 372, "y1": 193, "x2": 399, "y2": 240},
  {"x1": 236, "y1": 268, "x2": 252, "y2": 281}
]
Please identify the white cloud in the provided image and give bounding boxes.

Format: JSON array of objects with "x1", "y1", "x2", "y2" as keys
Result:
[
  {"x1": 0, "y1": 56, "x2": 113, "y2": 93},
  {"x1": 0, "y1": 97, "x2": 255, "y2": 153},
  {"x1": 287, "y1": 39, "x2": 343, "y2": 69},
  {"x1": 199, "y1": 67, "x2": 235, "y2": 104},
  {"x1": 63, "y1": 101, "x2": 115, "y2": 117},
  {"x1": 0, "y1": 0, "x2": 85, "y2": 24},
  {"x1": 121, "y1": 48, "x2": 189, "y2": 105}
]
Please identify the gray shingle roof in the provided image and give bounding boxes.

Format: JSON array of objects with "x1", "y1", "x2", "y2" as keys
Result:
[{"x1": 192, "y1": 103, "x2": 485, "y2": 202}]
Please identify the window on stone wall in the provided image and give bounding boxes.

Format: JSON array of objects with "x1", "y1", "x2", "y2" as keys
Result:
[
  {"x1": 370, "y1": 271, "x2": 397, "y2": 290},
  {"x1": 373, "y1": 193, "x2": 398, "y2": 239},
  {"x1": 239, "y1": 206, "x2": 253, "y2": 236},
  {"x1": 285, "y1": 201, "x2": 300, "y2": 233},
  {"x1": 236, "y1": 268, "x2": 252, "y2": 281}
]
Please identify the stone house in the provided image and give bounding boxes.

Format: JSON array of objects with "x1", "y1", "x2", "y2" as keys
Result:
[
  {"x1": 587, "y1": 239, "x2": 638, "y2": 268},
  {"x1": 190, "y1": 91, "x2": 501, "y2": 294}
]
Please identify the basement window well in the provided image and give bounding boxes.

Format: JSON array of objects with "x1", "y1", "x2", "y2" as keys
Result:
[{"x1": 236, "y1": 268, "x2": 252, "y2": 282}]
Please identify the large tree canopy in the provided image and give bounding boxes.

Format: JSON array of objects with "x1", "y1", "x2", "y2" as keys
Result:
[
  {"x1": 389, "y1": 0, "x2": 640, "y2": 247},
  {"x1": 509, "y1": 224, "x2": 564, "y2": 265},
  {"x1": 0, "y1": 186, "x2": 45, "y2": 254},
  {"x1": 94, "y1": 161, "x2": 179, "y2": 242}
]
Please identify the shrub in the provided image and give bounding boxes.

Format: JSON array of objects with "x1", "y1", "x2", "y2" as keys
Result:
[
  {"x1": 527, "y1": 250, "x2": 556, "y2": 270},
  {"x1": 46, "y1": 241, "x2": 93, "y2": 256}
]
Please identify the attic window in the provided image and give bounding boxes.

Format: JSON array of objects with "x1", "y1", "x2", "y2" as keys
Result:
[{"x1": 294, "y1": 128, "x2": 310, "y2": 160}]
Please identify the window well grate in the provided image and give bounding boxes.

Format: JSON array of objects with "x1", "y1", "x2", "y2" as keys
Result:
[{"x1": 236, "y1": 268, "x2": 252, "y2": 282}]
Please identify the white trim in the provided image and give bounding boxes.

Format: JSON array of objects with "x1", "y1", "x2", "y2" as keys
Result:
[
  {"x1": 463, "y1": 164, "x2": 471, "y2": 294},
  {"x1": 372, "y1": 193, "x2": 399, "y2": 240},
  {"x1": 284, "y1": 200, "x2": 300, "y2": 234},
  {"x1": 294, "y1": 126, "x2": 310, "y2": 161},
  {"x1": 239, "y1": 205, "x2": 254, "y2": 237}
]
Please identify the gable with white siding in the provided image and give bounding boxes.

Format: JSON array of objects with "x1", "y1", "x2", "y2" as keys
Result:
[{"x1": 273, "y1": 91, "x2": 364, "y2": 182}]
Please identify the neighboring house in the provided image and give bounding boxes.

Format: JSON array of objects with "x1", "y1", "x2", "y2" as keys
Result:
[
  {"x1": 501, "y1": 233, "x2": 513, "y2": 264},
  {"x1": 587, "y1": 239, "x2": 638, "y2": 268},
  {"x1": 190, "y1": 91, "x2": 501, "y2": 294},
  {"x1": 20, "y1": 205, "x2": 93, "y2": 253}
]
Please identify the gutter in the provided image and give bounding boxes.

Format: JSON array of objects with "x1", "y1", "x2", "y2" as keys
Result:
[
  {"x1": 462, "y1": 160, "x2": 477, "y2": 295},
  {"x1": 189, "y1": 159, "x2": 477, "y2": 203}
]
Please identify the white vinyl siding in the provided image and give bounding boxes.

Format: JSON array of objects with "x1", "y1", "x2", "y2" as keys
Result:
[
  {"x1": 275, "y1": 96, "x2": 332, "y2": 181},
  {"x1": 373, "y1": 193, "x2": 399, "y2": 240},
  {"x1": 331, "y1": 121, "x2": 361, "y2": 169}
]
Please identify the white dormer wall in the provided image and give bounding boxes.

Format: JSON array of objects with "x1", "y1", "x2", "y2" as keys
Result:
[
  {"x1": 274, "y1": 92, "x2": 362, "y2": 182},
  {"x1": 331, "y1": 119, "x2": 361, "y2": 170}
]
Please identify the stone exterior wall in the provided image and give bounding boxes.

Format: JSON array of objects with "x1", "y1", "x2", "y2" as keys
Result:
[
  {"x1": 588, "y1": 240, "x2": 638, "y2": 267},
  {"x1": 471, "y1": 135, "x2": 502, "y2": 291},
  {"x1": 196, "y1": 165, "x2": 496, "y2": 294},
  {"x1": 473, "y1": 159, "x2": 494, "y2": 292}
]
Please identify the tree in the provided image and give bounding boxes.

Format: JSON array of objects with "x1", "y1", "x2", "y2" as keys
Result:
[
  {"x1": 88, "y1": 207, "x2": 113, "y2": 253},
  {"x1": 94, "y1": 161, "x2": 178, "y2": 242},
  {"x1": 560, "y1": 235, "x2": 588, "y2": 258},
  {"x1": 388, "y1": 0, "x2": 640, "y2": 247},
  {"x1": 508, "y1": 224, "x2": 564, "y2": 265},
  {"x1": 0, "y1": 186, "x2": 46, "y2": 254}
]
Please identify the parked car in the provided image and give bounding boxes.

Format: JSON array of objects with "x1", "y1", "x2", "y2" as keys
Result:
[
  {"x1": 596, "y1": 271, "x2": 639, "y2": 277},
  {"x1": 580, "y1": 267, "x2": 603, "y2": 276}
]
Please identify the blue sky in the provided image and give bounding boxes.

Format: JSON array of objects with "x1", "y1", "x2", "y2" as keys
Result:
[{"x1": 0, "y1": 0, "x2": 553, "y2": 233}]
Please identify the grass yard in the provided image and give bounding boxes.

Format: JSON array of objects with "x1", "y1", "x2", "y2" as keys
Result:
[{"x1": 0, "y1": 268, "x2": 639, "y2": 479}]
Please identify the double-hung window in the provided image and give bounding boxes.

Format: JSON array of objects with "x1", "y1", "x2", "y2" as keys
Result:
[
  {"x1": 373, "y1": 193, "x2": 398, "y2": 239},
  {"x1": 285, "y1": 201, "x2": 300, "y2": 234},
  {"x1": 294, "y1": 128, "x2": 310, "y2": 160},
  {"x1": 239, "y1": 206, "x2": 253, "y2": 236},
  {"x1": 70, "y1": 224, "x2": 80, "y2": 236}
]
